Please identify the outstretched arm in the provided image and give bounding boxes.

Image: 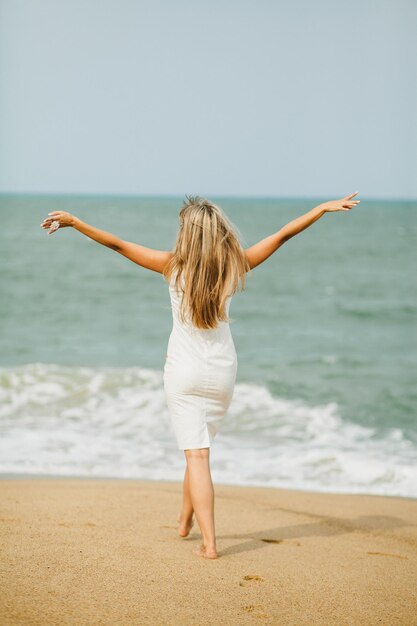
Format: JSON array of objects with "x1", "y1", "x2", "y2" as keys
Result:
[
  {"x1": 244, "y1": 192, "x2": 360, "y2": 270},
  {"x1": 40, "y1": 211, "x2": 173, "y2": 274}
]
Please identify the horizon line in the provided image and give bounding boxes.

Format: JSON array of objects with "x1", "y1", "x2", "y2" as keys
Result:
[{"x1": 0, "y1": 190, "x2": 416, "y2": 203}]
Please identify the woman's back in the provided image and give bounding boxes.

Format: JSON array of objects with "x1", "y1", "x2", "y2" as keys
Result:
[
  {"x1": 163, "y1": 268, "x2": 238, "y2": 451},
  {"x1": 166, "y1": 268, "x2": 234, "y2": 343}
]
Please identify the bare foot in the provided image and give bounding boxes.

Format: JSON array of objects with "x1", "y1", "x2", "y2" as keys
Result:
[
  {"x1": 192, "y1": 543, "x2": 218, "y2": 559},
  {"x1": 177, "y1": 512, "x2": 194, "y2": 537}
]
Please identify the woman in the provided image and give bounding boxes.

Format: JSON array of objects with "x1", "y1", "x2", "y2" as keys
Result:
[{"x1": 40, "y1": 191, "x2": 360, "y2": 559}]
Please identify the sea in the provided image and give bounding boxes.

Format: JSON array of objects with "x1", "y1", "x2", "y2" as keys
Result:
[{"x1": 0, "y1": 194, "x2": 416, "y2": 497}]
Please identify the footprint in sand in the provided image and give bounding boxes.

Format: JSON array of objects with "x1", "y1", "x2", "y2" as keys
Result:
[
  {"x1": 242, "y1": 604, "x2": 269, "y2": 619},
  {"x1": 58, "y1": 522, "x2": 97, "y2": 528},
  {"x1": 239, "y1": 574, "x2": 265, "y2": 587},
  {"x1": 261, "y1": 538, "x2": 301, "y2": 546},
  {"x1": 367, "y1": 551, "x2": 407, "y2": 560}
]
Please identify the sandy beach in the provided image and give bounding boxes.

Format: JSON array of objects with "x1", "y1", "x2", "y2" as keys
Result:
[{"x1": 1, "y1": 477, "x2": 416, "y2": 625}]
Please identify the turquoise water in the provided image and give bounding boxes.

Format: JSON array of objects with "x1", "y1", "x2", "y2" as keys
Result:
[{"x1": 0, "y1": 195, "x2": 416, "y2": 495}]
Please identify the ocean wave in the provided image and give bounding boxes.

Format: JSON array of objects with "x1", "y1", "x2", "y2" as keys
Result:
[
  {"x1": 0, "y1": 363, "x2": 416, "y2": 497},
  {"x1": 335, "y1": 302, "x2": 417, "y2": 320}
]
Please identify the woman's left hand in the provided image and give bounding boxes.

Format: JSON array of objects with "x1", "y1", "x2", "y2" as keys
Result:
[{"x1": 40, "y1": 211, "x2": 76, "y2": 234}]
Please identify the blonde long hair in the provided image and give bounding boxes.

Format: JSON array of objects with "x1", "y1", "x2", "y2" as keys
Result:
[{"x1": 163, "y1": 195, "x2": 251, "y2": 330}]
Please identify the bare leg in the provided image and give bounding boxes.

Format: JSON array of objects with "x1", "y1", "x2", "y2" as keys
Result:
[
  {"x1": 184, "y1": 447, "x2": 218, "y2": 559},
  {"x1": 177, "y1": 465, "x2": 194, "y2": 537}
]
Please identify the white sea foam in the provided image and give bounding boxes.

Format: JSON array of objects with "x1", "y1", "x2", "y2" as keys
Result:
[{"x1": 0, "y1": 363, "x2": 416, "y2": 497}]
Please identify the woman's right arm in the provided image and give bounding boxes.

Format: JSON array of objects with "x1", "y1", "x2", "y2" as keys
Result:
[{"x1": 244, "y1": 192, "x2": 360, "y2": 270}]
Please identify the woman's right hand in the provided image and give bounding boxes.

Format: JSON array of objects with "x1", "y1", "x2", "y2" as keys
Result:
[
  {"x1": 40, "y1": 211, "x2": 77, "y2": 234},
  {"x1": 320, "y1": 192, "x2": 361, "y2": 213}
]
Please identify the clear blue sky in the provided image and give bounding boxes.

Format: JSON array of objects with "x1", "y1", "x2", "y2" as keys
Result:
[{"x1": 1, "y1": 0, "x2": 416, "y2": 199}]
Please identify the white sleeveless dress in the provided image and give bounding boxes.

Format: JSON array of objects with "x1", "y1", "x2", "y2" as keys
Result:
[{"x1": 163, "y1": 270, "x2": 238, "y2": 450}]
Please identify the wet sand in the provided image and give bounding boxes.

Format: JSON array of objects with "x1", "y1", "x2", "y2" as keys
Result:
[{"x1": 1, "y1": 477, "x2": 416, "y2": 625}]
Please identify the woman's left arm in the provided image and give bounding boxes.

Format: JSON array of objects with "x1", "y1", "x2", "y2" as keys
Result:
[{"x1": 41, "y1": 211, "x2": 173, "y2": 274}]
